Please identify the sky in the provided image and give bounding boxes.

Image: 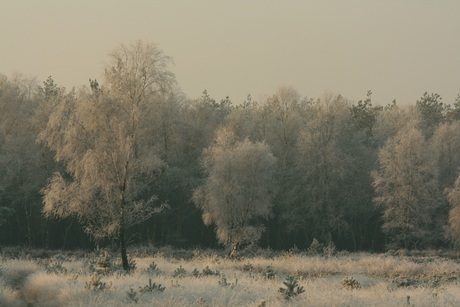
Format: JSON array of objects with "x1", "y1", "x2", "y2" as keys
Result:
[{"x1": 1, "y1": 0, "x2": 460, "y2": 106}]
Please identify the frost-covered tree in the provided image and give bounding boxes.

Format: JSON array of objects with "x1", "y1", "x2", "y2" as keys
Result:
[
  {"x1": 446, "y1": 174, "x2": 460, "y2": 248},
  {"x1": 350, "y1": 90, "x2": 382, "y2": 142},
  {"x1": 294, "y1": 94, "x2": 360, "y2": 245},
  {"x1": 264, "y1": 86, "x2": 306, "y2": 169},
  {"x1": 193, "y1": 127, "x2": 277, "y2": 257},
  {"x1": 0, "y1": 74, "x2": 53, "y2": 246},
  {"x1": 39, "y1": 41, "x2": 175, "y2": 270},
  {"x1": 372, "y1": 127, "x2": 441, "y2": 249},
  {"x1": 416, "y1": 92, "x2": 446, "y2": 139},
  {"x1": 373, "y1": 103, "x2": 418, "y2": 147},
  {"x1": 261, "y1": 87, "x2": 311, "y2": 248},
  {"x1": 446, "y1": 93, "x2": 460, "y2": 122},
  {"x1": 431, "y1": 122, "x2": 460, "y2": 243},
  {"x1": 432, "y1": 122, "x2": 460, "y2": 189}
]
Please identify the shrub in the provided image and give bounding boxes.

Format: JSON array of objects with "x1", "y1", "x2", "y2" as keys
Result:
[
  {"x1": 341, "y1": 276, "x2": 361, "y2": 290},
  {"x1": 240, "y1": 262, "x2": 253, "y2": 272},
  {"x1": 308, "y1": 238, "x2": 323, "y2": 255},
  {"x1": 126, "y1": 288, "x2": 138, "y2": 303},
  {"x1": 391, "y1": 276, "x2": 420, "y2": 288},
  {"x1": 278, "y1": 276, "x2": 305, "y2": 300},
  {"x1": 218, "y1": 274, "x2": 238, "y2": 288},
  {"x1": 44, "y1": 257, "x2": 68, "y2": 275},
  {"x1": 88, "y1": 250, "x2": 113, "y2": 275},
  {"x1": 201, "y1": 265, "x2": 219, "y2": 276},
  {"x1": 324, "y1": 241, "x2": 337, "y2": 257},
  {"x1": 143, "y1": 261, "x2": 160, "y2": 275},
  {"x1": 115, "y1": 255, "x2": 137, "y2": 272},
  {"x1": 172, "y1": 265, "x2": 187, "y2": 278},
  {"x1": 192, "y1": 268, "x2": 200, "y2": 278},
  {"x1": 1, "y1": 260, "x2": 39, "y2": 289},
  {"x1": 307, "y1": 238, "x2": 336, "y2": 257},
  {"x1": 21, "y1": 272, "x2": 66, "y2": 306},
  {"x1": 85, "y1": 273, "x2": 108, "y2": 291},
  {"x1": 263, "y1": 266, "x2": 276, "y2": 280},
  {"x1": 139, "y1": 278, "x2": 165, "y2": 294}
]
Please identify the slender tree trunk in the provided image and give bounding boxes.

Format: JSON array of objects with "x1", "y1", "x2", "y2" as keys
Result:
[
  {"x1": 24, "y1": 203, "x2": 32, "y2": 247},
  {"x1": 119, "y1": 196, "x2": 129, "y2": 271},
  {"x1": 119, "y1": 221, "x2": 129, "y2": 271},
  {"x1": 228, "y1": 241, "x2": 239, "y2": 258},
  {"x1": 63, "y1": 220, "x2": 73, "y2": 249}
]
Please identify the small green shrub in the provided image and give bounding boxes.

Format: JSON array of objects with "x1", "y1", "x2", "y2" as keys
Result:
[
  {"x1": 126, "y1": 288, "x2": 138, "y2": 303},
  {"x1": 279, "y1": 275, "x2": 305, "y2": 300},
  {"x1": 189, "y1": 266, "x2": 220, "y2": 278},
  {"x1": 172, "y1": 265, "x2": 187, "y2": 278},
  {"x1": 142, "y1": 261, "x2": 161, "y2": 277},
  {"x1": 391, "y1": 276, "x2": 420, "y2": 288},
  {"x1": 192, "y1": 268, "x2": 200, "y2": 278},
  {"x1": 128, "y1": 257, "x2": 137, "y2": 271},
  {"x1": 139, "y1": 278, "x2": 165, "y2": 293},
  {"x1": 341, "y1": 276, "x2": 361, "y2": 290},
  {"x1": 145, "y1": 261, "x2": 159, "y2": 274},
  {"x1": 88, "y1": 250, "x2": 113, "y2": 275},
  {"x1": 308, "y1": 238, "x2": 323, "y2": 255},
  {"x1": 85, "y1": 273, "x2": 108, "y2": 291},
  {"x1": 201, "y1": 265, "x2": 219, "y2": 276},
  {"x1": 263, "y1": 266, "x2": 276, "y2": 280}
]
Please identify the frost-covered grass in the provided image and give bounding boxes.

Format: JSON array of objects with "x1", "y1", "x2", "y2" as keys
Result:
[{"x1": 1, "y1": 248, "x2": 460, "y2": 306}]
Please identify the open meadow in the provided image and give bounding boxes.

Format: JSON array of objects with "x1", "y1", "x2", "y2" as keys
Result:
[{"x1": 1, "y1": 247, "x2": 460, "y2": 306}]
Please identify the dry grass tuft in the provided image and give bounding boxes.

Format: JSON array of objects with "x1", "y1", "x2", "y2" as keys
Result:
[
  {"x1": 21, "y1": 272, "x2": 67, "y2": 306},
  {"x1": 0, "y1": 285, "x2": 22, "y2": 307},
  {"x1": 1, "y1": 260, "x2": 40, "y2": 289}
]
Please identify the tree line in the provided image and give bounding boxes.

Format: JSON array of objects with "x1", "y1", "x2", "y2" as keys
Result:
[{"x1": 1, "y1": 41, "x2": 460, "y2": 264}]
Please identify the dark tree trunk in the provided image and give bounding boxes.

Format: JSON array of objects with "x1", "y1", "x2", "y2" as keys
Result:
[
  {"x1": 24, "y1": 203, "x2": 32, "y2": 247},
  {"x1": 119, "y1": 195, "x2": 129, "y2": 271},
  {"x1": 63, "y1": 220, "x2": 73, "y2": 250},
  {"x1": 119, "y1": 222, "x2": 129, "y2": 271},
  {"x1": 228, "y1": 241, "x2": 240, "y2": 258}
]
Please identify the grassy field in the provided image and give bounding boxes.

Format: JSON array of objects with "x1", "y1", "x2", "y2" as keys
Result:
[{"x1": 1, "y1": 247, "x2": 460, "y2": 306}]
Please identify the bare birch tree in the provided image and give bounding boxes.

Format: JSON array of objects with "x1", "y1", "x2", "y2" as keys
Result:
[{"x1": 39, "y1": 41, "x2": 175, "y2": 270}]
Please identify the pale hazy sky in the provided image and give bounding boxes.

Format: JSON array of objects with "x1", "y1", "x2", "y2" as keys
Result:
[{"x1": 1, "y1": 1, "x2": 459, "y2": 105}]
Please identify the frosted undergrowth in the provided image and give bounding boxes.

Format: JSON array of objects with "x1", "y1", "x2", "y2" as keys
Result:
[{"x1": 1, "y1": 250, "x2": 459, "y2": 306}]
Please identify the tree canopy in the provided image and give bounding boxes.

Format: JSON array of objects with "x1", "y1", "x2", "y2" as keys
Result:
[
  {"x1": 1, "y1": 41, "x2": 460, "y2": 257},
  {"x1": 193, "y1": 128, "x2": 277, "y2": 256},
  {"x1": 39, "y1": 41, "x2": 174, "y2": 270}
]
